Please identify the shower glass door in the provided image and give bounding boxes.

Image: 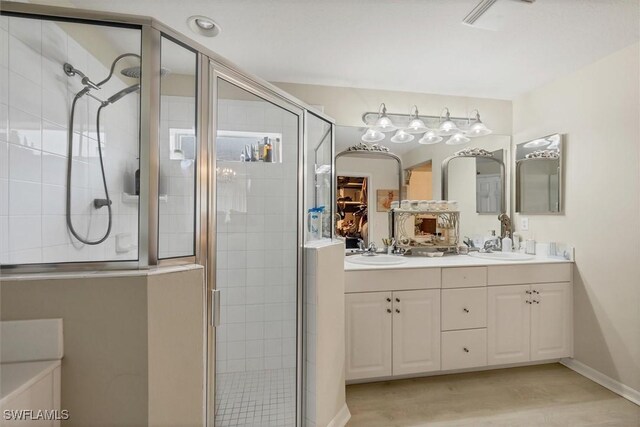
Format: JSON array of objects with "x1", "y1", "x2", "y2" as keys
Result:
[{"x1": 210, "y1": 74, "x2": 302, "y2": 426}]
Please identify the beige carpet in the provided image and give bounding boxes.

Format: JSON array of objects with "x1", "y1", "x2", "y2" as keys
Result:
[{"x1": 346, "y1": 364, "x2": 640, "y2": 427}]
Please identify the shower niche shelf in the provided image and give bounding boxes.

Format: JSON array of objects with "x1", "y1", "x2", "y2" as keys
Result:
[{"x1": 122, "y1": 193, "x2": 168, "y2": 204}]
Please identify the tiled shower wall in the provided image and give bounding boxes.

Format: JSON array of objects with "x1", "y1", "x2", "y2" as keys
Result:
[
  {"x1": 215, "y1": 98, "x2": 298, "y2": 374},
  {"x1": 0, "y1": 15, "x2": 140, "y2": 265},
  {"x1": 158, "y1": 95, "x2": 196, "y2": 259}
]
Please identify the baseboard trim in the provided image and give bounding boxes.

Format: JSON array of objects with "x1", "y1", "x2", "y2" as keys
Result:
[
  {"x1": 561, "y1": 358, "x2": 640, "y2": 406},
  {"x1": 327, "y1": 403, "x2": 351, "y2": 427}
]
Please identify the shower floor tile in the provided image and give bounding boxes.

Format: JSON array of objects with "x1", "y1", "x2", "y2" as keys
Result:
[{"x1": 215, "y1": 368, "x2": 296, "y2": 427}]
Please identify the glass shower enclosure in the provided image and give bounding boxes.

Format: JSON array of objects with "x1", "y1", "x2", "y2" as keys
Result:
[{"x1": 1, "y1": 2, "x2": 335, "y2": 426}]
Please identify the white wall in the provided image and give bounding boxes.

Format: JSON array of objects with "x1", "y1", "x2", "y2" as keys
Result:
[
  {"x1": 274, "y1": 82, "x2": 512, "y2": 134},
  {"x1": 0, "y1": 15, "x2": 140, "y2": 265},
  {"x1": 512, "y1": 42, "x2": 640, "y2": 392}
]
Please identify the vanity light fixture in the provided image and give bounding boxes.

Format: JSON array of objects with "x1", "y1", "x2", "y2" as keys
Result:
[
  {"x1": 446, "y1": 131, "x2": 471, "y2": 145},
  {"x1": 390, "y1": 129, "x2": 415, "y2": 143},
  {"x1": 361, "y1": 128, "x2": 385, "y2": 143},
  {"x1": 438, "y1": 108, "x2": 460, "y2": 136},
  {"x1": 187, "y1": 15, "x2": 221, "y2": 37},
  {"x1": 405, "y1": 105, "x2": 429, "y2": 134},
  {"x1": 466, "y1": 109, "x2": 492, "y2": 137},
  {"x1": 372, "y1": 103, "x2": 397, "y2": 132},
  {"x1": 418, "y1": 130, "x2": 444, "y2": 145}
]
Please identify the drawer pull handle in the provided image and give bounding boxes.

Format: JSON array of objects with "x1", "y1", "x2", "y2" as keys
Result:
[
  {"x1": 533, "y1": 290, "x2": 539, "y2": 294},
  {"x1": 386, "y1": 298, "x2": 391, "y2": 302},
  {"x1": 386, "y1": 308, "x2": 392, "y2": 313},
  {"x1": 525, "y1": 290, "x2": 532, "y2": 294},
  {"x1": 533, "y1": 300, "x2": 540, "y2": 304},
  {"x1": 395, "y1": 298, "x2": 400, "y2": 303},
  {"x1": 463, "y1": 308, "x2": 470, "y2": 313},
  {"x1": 395, "y1": 309, "x2": 401, "y2": 313},
  {"x1": 463, "y1": 347, "x2": 469, "y2": 353},
  {"x1": 526, "y1": 300, "x2": 532, "y2": 304}
]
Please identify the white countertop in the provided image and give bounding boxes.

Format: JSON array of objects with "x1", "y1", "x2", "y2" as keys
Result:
[
  {"x1": 1, "y1": 360, "x2": 61, "y2": 404},
  {"x1": 344, "y1": 253, "x2": 572, "y2": 271}
]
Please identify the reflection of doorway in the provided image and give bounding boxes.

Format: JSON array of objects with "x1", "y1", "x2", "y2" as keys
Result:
[
  {"x1": 336, "y1": 175, "x2": 370, "y2": 248},
  {"x1": 406, "y1": 161, "x2": 433, "y2": 200}
]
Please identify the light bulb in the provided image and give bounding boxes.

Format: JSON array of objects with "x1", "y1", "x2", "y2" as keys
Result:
[
  {"x1": 361, "y1": 128, "x2": 385, "y2": 143},
  {"x1": 445, "y1": 132, "x2": 471, "y2": 145},
  {"x1": 418, "y1": 130, "x2": 443, "y2": 145},
  {"x1": 390, "y1": 129, "x2": 415, "y2": 144}
]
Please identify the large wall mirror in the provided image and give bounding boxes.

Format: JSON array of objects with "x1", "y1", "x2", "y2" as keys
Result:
[
  {"x1": 406, "y1": 135, "x2": 511, "y2": 242},
  {"x1": 515, "y1": 134, "x2": 563, "y2": 214},
  {"x1": 335, "y1": 126, "x2": 403, "y2": 248}
]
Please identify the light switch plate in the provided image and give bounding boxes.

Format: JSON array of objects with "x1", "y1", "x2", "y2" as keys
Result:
[{"x1": 520, "y1": 217, "x2": 529, "y2": 231}]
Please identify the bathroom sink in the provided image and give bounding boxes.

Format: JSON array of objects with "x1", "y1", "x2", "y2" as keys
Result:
[
  {"x1": 468, "y1": 252, "x2": 534, "y2": 261},
  {"x1": 346, "y1": 255, "x2": 408, "y2": 266}
]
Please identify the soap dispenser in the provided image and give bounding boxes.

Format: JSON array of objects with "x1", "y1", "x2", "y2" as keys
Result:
[{"x1": 501, "y1": 232, "x2": 513, "y2": 253}]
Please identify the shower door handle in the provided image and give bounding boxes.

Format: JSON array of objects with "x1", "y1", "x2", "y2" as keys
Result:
[{"x1": 210, "y1": 289, "x2": 221, "y2": 327}]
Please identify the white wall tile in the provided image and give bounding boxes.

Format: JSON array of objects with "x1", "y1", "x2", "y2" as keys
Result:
[
  {"x1": 0, "y1": 178, "x2": 7, "y2": 216},
  {"x1": 9, "y1": 215, "x2": 41, "y2": 251},
  {"x1": 9, "y1": 36, "x2": 42, "y2": 85},
  {"x1": 0, "y1": 140, "x2": 7, "y2": 178},
  {"x1": 9, "y1": 144, "x2": 41, "y2": 182},
  {"x1": 9, "y1": 180, "x2": 41, "y2": 215},
  {"x1": 9, "y1": 108, "x2": 42, "y2": 149},
  {"x1": 9, "y1": 72, "x2": 41, "y2": 118}
]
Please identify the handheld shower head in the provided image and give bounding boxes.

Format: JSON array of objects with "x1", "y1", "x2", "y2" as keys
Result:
[
  {"x1": 64, "y1": 63, "x2": 100, "y2": 90},
  {"x1": 104, "y1": 84, "x2": 140, "y2": 105}
]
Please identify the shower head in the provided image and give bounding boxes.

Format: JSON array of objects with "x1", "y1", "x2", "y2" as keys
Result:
[
  {"x1": 120, "y1": 66, "x2": 171, "y2": 79},
  {"x1": 105, "y1": 84, "x2": 140, "y2": 105}
]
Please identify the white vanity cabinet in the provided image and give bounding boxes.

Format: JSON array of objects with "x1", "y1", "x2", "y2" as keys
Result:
[
  {"x1": 392, "y1": 289, "x2": 441, "y2": 376},
  {"x1": 345, "y1": 289, "x2": 441, "y2": 380},
  {"x1": 488, "y1": 282, "x2": 572, "y2": 365},
  {"x1": 345, "y1": 292, "x2": 393, "y2": 380}
]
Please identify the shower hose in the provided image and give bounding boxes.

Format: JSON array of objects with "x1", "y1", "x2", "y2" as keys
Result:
[{"x1": 66, "y1": 93, "x2": 112, "y2": 245}]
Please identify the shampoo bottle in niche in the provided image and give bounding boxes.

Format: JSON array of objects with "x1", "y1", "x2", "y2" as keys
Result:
[{"x1": 501, "y1": 232, "x2": 513, "y2": 252}]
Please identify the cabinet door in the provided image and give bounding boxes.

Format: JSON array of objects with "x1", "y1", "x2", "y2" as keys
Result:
[
  {"x1": 531, "y1": 282, "x2": 572, "y2": 361},
  {"x1": 345, "y1": 292, "x2": 392, "y2": 380},
  {"x1": 392, "y1": 289, "x2": 441, "y2": 375},
  {"x1": 488, "y1": 284, "x2": 531, "y2": 365}
]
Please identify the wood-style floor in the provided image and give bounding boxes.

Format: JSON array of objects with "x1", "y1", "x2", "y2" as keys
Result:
[{"x1": 346, "y1": 364, "x2": 640, "y2": 427}]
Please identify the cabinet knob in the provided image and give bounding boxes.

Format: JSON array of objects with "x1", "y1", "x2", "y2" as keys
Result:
[
  {"x1": 463, "y1": 347, "x2": 469, "y2": 353},
  {"x1": 395, "y1": 309, "x2": 400, "y2": 313},
  {"x1": 463, "y1": 308, "x2": 470, "y2": 313},
  {"x1": 395, "y1": 298, "x2": 400, "y2": 303},
  {"x1": 386, "y1": 298, "x2": 391, "y2": 302},
  {"x1": 386, "y1": 308, "x2": 392, "y2": 313}
]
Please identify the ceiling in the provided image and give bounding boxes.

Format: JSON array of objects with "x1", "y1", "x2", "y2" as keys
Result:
[{"x1": 57, "y1": 0, "x2": 639, "y2": 100}]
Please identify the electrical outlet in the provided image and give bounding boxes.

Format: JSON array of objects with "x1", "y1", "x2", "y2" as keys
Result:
[{"x1": 520, "y1": 217, "x2": 529, "y2": 231}]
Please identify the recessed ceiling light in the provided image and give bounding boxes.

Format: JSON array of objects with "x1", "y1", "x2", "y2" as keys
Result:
[{"x1": 187, "y1": 15, "x2": 221, "y2": 37}]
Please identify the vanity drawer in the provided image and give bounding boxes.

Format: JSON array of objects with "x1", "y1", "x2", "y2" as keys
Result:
[
  {"x1": 487, "y1": 263, "x2": 572, "y2": 286},
  {"x1": 442, "y1": 267, "x2": 487, "y2": 288},
  {"x1": 442, "y1": 288, "x2": 487, "y2": 331},
  {"x1": 345, "y1": 268, "x2": 441, "y2": 293},
  {"x1": 441, "y1": 329, "x2": 487, "y2": 370}
]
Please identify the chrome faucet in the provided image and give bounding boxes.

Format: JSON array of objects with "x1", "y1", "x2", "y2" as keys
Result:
[
  {"x1": 482, "y1": 236, "x2": 501, "y2": 253},
  {"x1": 357, "y1": 239, "x2": 378, "y2": 256}
]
